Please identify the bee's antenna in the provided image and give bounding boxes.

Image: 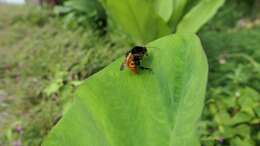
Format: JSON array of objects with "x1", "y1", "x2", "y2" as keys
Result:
[{"x1": 145, "y1": 46, "x2": 159, "y2": 49}]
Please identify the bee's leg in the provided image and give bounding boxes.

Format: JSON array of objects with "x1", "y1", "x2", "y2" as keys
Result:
[
  {"x1": 139, "y1": 66, "x2": 152, "y2": 71},
  {"x1": 135, "y1": 61, "x2": 151, "y2": 71}
]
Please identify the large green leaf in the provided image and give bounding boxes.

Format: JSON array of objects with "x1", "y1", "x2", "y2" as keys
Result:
[
  {"x1": 101, "y1": 0, "x2": 171, "y2": 43},
  {"x1": 176, "y1": 0, "x2": 225, "y2": 33},
  {"x1": 154, "y1": 0, "x2": 173, "y2": 22},
  {"x1": 43, "y1": 34, "x2": 208, "y2": 146},
  {"x1": 168, "y1": 0, "x2": 188, "y2": 29}
]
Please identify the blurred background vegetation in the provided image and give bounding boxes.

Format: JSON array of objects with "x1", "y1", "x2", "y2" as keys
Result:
[{"x1": 0, "y1": 0, "x2": 259, "y2": 146}]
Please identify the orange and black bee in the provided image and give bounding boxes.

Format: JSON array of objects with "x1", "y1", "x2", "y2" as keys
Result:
[{"x1": 120, "y1": 46, "x2": 151, "y2": 73}]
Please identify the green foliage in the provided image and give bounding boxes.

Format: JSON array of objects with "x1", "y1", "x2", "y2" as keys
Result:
[
  {"x1": 199, "y1": 27, "x2": 260, "y2": 146},
  {"x1": 101, "y1": 0, "x2": 224, "y2": 43},
  {"x1": 101, "y1": 0, "x2": 171, "y2": 43},
  {"x1": 168, "y1": 0, "x2": 188, "y2": 28},
  {"x1": 154, "y1": 0, "x2": 173, "y2": 22},
  {"x1": 1, "y1": 1, "x2": 259, "y2": 146},
  {"x1": 55, "y1": 0, "x2": 225, "y2": 42},
  {"x1": 43, "y1": 34, "x2": 208, "y2": 146},
  {"x1": 200, "y1": 0, "x2": 255, "y2": 31},
  {"x1": 63, "y1": 0, "x2": 103, "y2": 13},
  {"x1": 54, "y1": 0, "x2": 106, "y2": 30},
  {"x1": 0, "y1": 5, "x2": 131, "y2": 146},
  {"x1": 176, "y1": 0, "x2": 225, "y2": 33}
]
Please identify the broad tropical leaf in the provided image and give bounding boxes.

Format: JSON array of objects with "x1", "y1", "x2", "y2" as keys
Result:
[
  {"x1": 176, "y1": 0, "x2": 225, "y2": 33},
  {"x1": 43, "y1": 34, "x2": 208, "y2": 146},
  {"x1": 101, "y1": 0, "x2": 171, "y2": 43},
  {"x1": 154, "y1": 0, "x2": 173, "y2": 22},
  {"x1": 168, "y1": 0, "x2": 188, "y2": 29}
]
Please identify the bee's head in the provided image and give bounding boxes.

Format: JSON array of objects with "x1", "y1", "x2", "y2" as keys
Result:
[{"x1": 131, "y1": 46, "x2": 147, "y2": 55}]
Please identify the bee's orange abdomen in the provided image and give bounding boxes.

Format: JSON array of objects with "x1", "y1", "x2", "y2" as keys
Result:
[
  {"x1": 126, "y1": 54, "x2": 137, "y2": 73},
  {"x1": 129, "y1": 65, "x2": 137, "y2": 73}
]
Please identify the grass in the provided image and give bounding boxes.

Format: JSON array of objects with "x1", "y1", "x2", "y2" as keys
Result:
[
  {"x1": 199, "y1": 28, "x2": 260, "y2": 146},
  {"x1": 0, "y1": 5, "x2": 131, "y2": 146},
  {"x1": 0, "y1": 0, "x2": 260, "y2": 145},
  {"x1": 198, "y1": 1, "x2": 260, "y2": 145}
]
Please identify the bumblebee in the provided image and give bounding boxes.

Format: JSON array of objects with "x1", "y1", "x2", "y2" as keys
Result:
[{"x1": 120, "y1": 46, "x2": 151, "y2": 73}]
